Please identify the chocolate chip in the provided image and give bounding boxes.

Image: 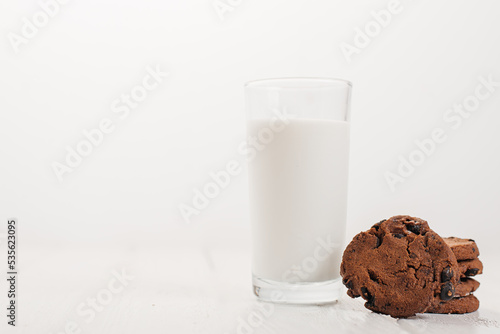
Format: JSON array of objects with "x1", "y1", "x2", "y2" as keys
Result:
[
  {"x1": 361, "y1": 287, "x2": 370, "y2": 299},
  {"x1": 343, "y1": 278, "x2": 354, "y2": 289},
  {"x1": 441, "y1": 266, "x2": 454, "y2": 282},
  {"x1": 440, "y1": 282, "x2": 455, "y2": 301},
  {"x1": 464, "y1": 268, "x2": 479, "y2": 276},
  {"x1": 372, "y1": 220, "x2": 386, "y2": 231},
  {"x1": 375, "y1": 235, "x2": 382, "y2": 248},
  {"x1": 368, "y1": 270, "x2": 379, "y2": 283},
  {"x1": 469, "y1": 239, "x2": 475, "y2": 242},
  {"x1": 361, "y1": 287, "x2": 374, "y2": 305},
  {"x1": 406, "y1": 224, "x2": 421, "y2": 234},
  {"x1": 394, "y1": 233, "x2": 405, "y2": 239}
]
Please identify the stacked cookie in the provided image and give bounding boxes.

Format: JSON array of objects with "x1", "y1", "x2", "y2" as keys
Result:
[
  {"x1": 340, "y1": 216, "x2": 482, "y2": 318},
  {"x1": 427, "y1": 237, "x2": 482, "y2": 314}
]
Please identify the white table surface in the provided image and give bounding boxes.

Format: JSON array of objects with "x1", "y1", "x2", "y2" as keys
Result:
[{"x1": 3, "y1": 230, "x2": 500, "y2": 334}]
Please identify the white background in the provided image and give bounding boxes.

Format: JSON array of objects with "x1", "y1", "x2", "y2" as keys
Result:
[{"x1": 0, "y1": 0, "x2": 499, "y2": 333}]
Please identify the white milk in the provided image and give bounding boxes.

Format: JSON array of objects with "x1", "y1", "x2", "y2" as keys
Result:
[{"x1": 247, "y1": 118, "x2": 349, "y2": 283}]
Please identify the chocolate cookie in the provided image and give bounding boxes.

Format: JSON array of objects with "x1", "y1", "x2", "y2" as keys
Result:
[
  {"x1": 429, "y1": 278, "x2": 479, "y2": 311},
  {"x1": 427, "y1": 294, "x2": 479, "y2": 314},
  {"x1": 458, "y1": 258, "x2": 483, "y2": 277},
  {"x1": 444, "y1": 237, "x2": 479, "y2": 260},
  {"x1": 340, "y1": 216, "x2": 460, "y2": 318},
  {"x1": 454, "y1": 278, "x2": 480, "y2": 296}
]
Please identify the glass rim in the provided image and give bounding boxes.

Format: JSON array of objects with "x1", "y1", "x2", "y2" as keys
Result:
[{"x1": 245, "y1": 77, "x2": 352, "y2": 89}]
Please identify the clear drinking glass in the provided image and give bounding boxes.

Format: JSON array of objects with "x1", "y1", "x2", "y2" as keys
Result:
[{"x1": 245, "y1": 78, "x2": 352, "y2": 304}]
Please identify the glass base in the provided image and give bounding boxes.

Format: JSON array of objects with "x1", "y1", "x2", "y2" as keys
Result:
[{"x1": 252, "y1": 276, "x2": 342, "y2": 305}]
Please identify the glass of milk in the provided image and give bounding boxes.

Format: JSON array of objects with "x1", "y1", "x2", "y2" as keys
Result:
[{"x1": 245, "y1": 78, "x2": 352, "y2": 304}]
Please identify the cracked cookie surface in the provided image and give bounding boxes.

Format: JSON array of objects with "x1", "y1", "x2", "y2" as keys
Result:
[{"x1": 340, "y1": 215, "x2": 459, "y2": 318}]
